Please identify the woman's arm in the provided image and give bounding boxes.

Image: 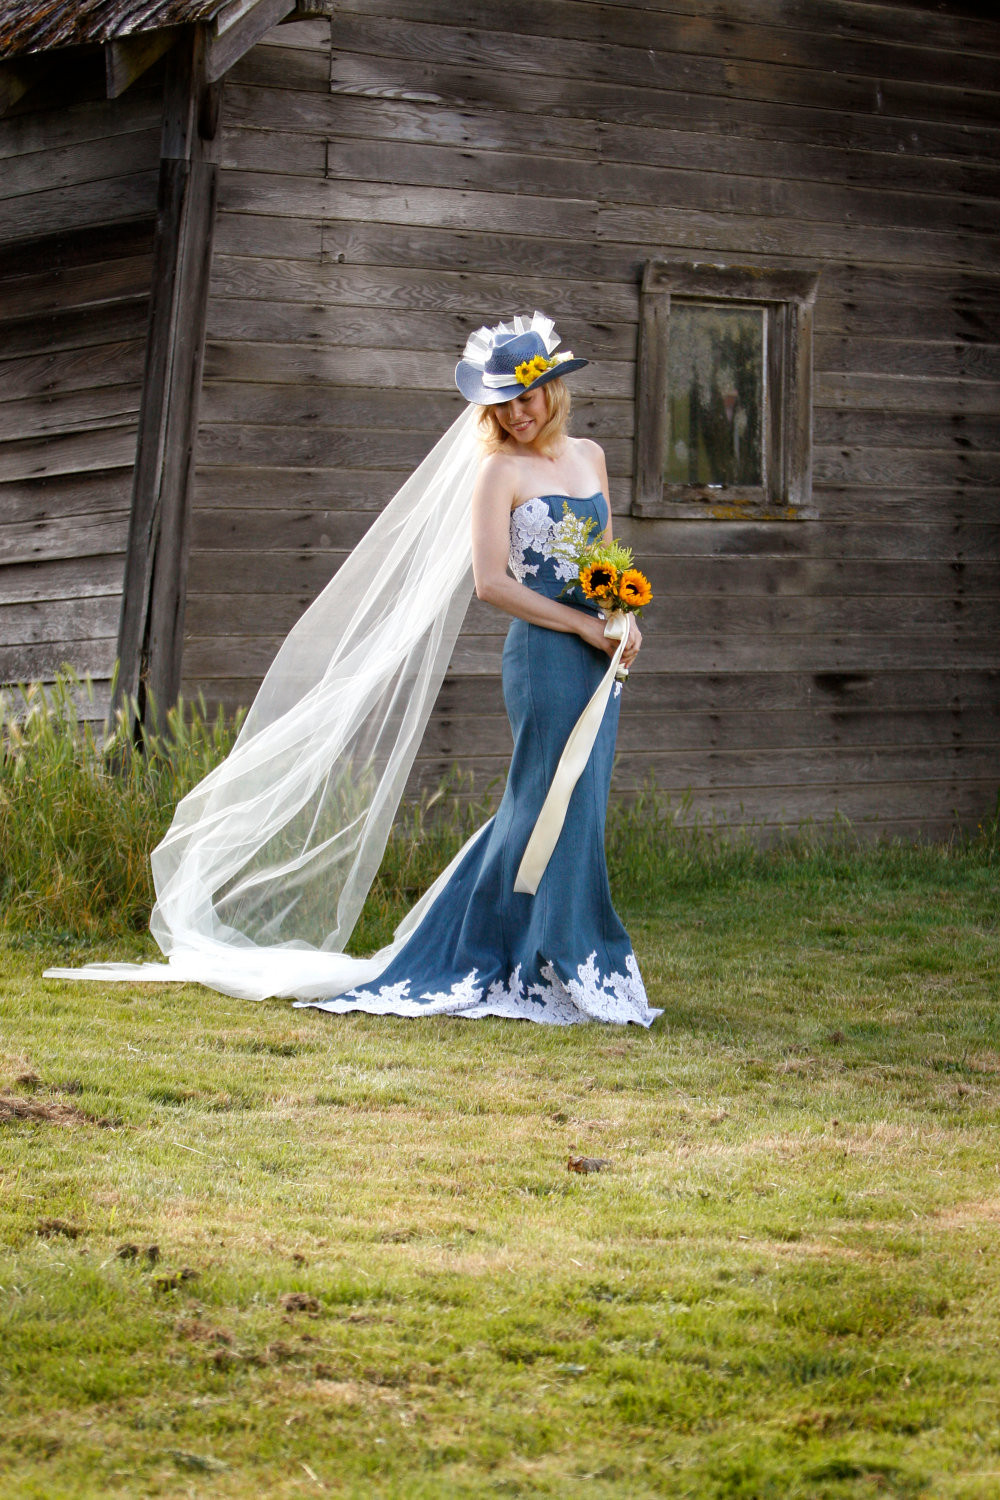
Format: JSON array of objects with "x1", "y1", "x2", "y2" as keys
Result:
[{"x1": 470, "y1": 456, "x2": 617, "y2": 657}]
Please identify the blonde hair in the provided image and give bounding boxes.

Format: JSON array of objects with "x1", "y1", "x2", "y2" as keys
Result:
[{"x1": 476, "y1": 378, "x2": 571, "y2": 456}]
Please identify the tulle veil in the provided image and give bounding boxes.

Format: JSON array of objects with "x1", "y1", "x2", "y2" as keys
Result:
[{"x1": 46, "y1": 406, "x2": 486, "y2": 1001}]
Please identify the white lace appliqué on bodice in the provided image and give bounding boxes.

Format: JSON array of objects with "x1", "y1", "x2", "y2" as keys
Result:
[{"x1": 508, "y1": 497, "x2": 582, "y2": 584}]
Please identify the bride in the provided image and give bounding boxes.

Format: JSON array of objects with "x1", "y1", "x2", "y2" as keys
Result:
[{"x1": 47, "y1": 314, "x2": 659, "y2": 1027}]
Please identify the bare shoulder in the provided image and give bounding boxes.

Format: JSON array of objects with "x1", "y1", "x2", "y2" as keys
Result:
[
  {"x1": 474, "y1": 449, "x2": 521, "y2": 510},
  {"x1": 571, "y1": 435, "x2": 606, "y2": 464},
  {"x1": 478, "y1": 449, "x2": 518, "y2": 484},
  {"x1": 571, "y1": 435, "x2": 609, "y2": 489}
]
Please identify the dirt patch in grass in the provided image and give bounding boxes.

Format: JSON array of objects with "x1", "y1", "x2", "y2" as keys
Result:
[
  {"x1": 0, "y1": 1092, "x2": 109, "y2": 1127},
  {"x1": 34, "y1": 1218, "x2": 84, "y2": 1239},
  {"x1": 176, "y1": 1319, "x2": 234, "y2": 1346}
]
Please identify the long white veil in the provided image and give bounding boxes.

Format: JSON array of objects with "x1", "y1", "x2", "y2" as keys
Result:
[{"x1": 46, "y1": 408, "x2": 485, "y2": 1001}]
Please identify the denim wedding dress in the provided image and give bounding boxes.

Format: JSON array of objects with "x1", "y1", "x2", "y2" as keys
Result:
[{"x1": 303, "y1": 493, "x2": 658, "y2": 1027}]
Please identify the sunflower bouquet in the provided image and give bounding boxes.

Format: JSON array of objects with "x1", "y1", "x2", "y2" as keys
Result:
[{"x1": 551, "y1": 505, "x2": 653, "y2": 679}]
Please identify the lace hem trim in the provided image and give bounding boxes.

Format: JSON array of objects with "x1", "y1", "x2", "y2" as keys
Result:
[{"x1": 302, "y1": 951, "x2": 658, "y2": 1028}]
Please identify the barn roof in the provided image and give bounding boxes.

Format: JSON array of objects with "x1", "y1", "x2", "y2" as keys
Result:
[{"x1": 0, "y1": 1, "x2": 241, "y2": 61}]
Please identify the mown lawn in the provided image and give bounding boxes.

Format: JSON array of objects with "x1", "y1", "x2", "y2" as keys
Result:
[{"x1": 1, "y1": 842, "x2": 999, "y2": 1498}]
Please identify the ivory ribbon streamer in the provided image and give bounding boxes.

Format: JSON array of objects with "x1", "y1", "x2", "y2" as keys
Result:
[{"x1": 514, "y1": 612, "x2": 629, "y2": 896}]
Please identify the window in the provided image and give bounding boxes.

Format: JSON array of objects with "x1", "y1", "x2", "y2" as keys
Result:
[{"x1": 634, "y1": 261, "x2": 819, "y2": 518}]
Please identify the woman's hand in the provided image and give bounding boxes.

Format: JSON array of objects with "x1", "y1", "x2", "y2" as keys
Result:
[
  {"x1": 579, "y1": 612, "x2": 642, "y2": 669},
  {"x1": 622, "y1": 614, "x2": 641, "y2": 669}
]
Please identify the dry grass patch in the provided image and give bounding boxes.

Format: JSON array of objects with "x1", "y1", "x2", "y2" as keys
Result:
[
  {"x1": 0, "y1": 1091, "x2": 108, "y2": 1127},
  {"x1": 931, "y1": 1197, "x2": 1000, "y2": 1232}
]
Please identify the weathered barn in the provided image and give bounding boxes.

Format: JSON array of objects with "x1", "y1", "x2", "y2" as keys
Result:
[{"x1": 2, "y1": 0, "x2": 998, "y2": 839}]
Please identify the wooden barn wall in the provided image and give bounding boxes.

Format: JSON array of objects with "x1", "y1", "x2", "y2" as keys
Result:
[
  {"x1": 187, "y1": 1, "x2": 1000, "y2": 837},
  {"x1": 0, "y1": 55, "x2": 162, "y2": 718}
]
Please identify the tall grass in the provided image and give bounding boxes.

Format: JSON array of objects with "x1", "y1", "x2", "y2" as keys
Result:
[
  {"x1": 0, "y1": 671, "x2": 241, "y2": 937},
  {"x1": 0, "y1": 672, "x2": 497, "y2": 944},
  {"x1": 3, "y1": 669, "x2": 997, "y2": 944},
  {"x1": 605, "y1": 779, "x2": 1000, "y2": 909}
]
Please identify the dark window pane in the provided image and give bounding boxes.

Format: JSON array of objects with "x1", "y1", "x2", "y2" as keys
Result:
[{"x1": 664, "y1": 302, "x2": 765, "y2": 487}]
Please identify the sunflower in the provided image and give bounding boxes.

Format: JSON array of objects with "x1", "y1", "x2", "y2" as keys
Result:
[
  {"x1": 580, "y1": 561, "x2": 619, "y2": 599},
  {"x1": 619, "y1": 568, "x2": 653, "y2": 608},
  {"x1": 514, "y1": 354, "x2": 554, "y2": 387}
]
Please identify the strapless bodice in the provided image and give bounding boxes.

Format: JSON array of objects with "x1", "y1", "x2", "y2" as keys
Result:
[{"x1": 508, "y1": 492, "x2": 608, "y2": 604}]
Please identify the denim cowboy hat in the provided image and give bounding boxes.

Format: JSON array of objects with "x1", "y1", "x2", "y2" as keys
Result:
[{"x1": 455, "y1": 312, "x2": 588, "y2": 405}]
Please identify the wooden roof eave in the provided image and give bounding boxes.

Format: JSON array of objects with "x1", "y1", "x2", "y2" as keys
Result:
[
  {"x1": 0, "y1": 0, "x2": 332, "y2": 113},
  {"x1": 105, "y1": 26, "x2": 180, "y2": 99}
]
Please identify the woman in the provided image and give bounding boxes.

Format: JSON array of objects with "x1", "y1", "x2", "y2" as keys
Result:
[
  {"x1": 47, "y1": 314, "x2": 658, "y2": 1027},
  {"x1": 310, "y1": 315, "x2": 657, "y2": 1025}
]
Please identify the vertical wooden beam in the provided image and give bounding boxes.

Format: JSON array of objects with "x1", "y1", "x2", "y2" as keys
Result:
[
  {"x1": 633, "y1": 263, "x2": 670, "y2": 518},
  {"x1": 115, "y1": 26, "x2": 221, "y2": 730},
  {"x1": 765, "y1": 301, "x2": 785, "y2": 502},
  {"x1": 786, "y1": 294, "x2": 815, "y2": 510}
]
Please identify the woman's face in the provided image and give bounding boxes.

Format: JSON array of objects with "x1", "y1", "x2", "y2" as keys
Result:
[{"x1": 496, "y1": 386, "x2": 549, "y2": 445}]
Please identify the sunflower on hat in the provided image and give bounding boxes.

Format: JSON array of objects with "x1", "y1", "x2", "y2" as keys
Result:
[{"x1": 515, "y1": 354, "x2": 557, "y2": 387}]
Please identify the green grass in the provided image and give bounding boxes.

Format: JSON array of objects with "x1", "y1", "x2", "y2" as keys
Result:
[
  {"x1": 0, "y1": 672, "x2": 243, "y2": 938},
  {"x1": 2, "y1": 836, "x2": 999, "y2": 1497},
  {"x1": 0, "y1": 671, "x2": 499, "y2": 945}
]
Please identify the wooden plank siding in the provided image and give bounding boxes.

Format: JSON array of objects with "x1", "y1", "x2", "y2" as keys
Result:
[
  {"x1": 0, "y1": 57, "x2": 162, "y2": 715},
  {"x1": 180, "y1": 2, "x2": 1000, "y2": 836}
]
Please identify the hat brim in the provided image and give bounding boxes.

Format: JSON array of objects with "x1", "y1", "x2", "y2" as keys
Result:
[{"x1": 454, "y1": 357, "x2": 588, "y2": 405}]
